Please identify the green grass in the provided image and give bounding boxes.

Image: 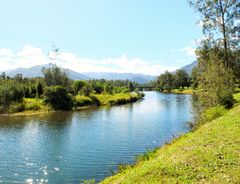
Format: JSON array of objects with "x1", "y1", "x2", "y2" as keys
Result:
[
  {"x1": 23, "y1": 98, "x2": 51, "y2": 111},
  {"x1": 6, "y1": 98, "x2": 52, "y2": 115},
  {"x1": 75, "y1": 95, "x2": 93, "y2": 107},
  {"x1": 234, "y1": 93, "x2": 240, "y2": 103},
  {"x1": 92, "y1": 93, "x2": 140, "y2": 106},
  {"x1": 101, "y1": 103, "x2": 240, "y2": 183},
  {"x1": 169, "y1": 88, "x2": 195, "y2": 95}
]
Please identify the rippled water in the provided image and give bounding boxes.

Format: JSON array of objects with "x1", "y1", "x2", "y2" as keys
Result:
[{"x1": 0, "y1": 92, "x2": 193, "y2": 183}]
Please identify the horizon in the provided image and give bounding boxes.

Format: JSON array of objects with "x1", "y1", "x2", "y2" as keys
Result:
[
  {"x1": 1, "y1": 60, "x2": 196, "y2": 77},
  {"x1": 0, "y1": 0, "x2": 202, "y2": 75}
]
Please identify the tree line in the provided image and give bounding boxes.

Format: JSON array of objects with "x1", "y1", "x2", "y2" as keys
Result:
[
  {"x1": 0, "y1": 65, "x2": 142, "y2": 113},
  {"x1": 152, "y1": 69, "x2": 191, "y2": 92}
]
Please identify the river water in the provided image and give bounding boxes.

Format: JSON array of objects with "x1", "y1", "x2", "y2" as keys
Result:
[{"x1": 0, "y1": 92, "x2": 193, "y2": 183}]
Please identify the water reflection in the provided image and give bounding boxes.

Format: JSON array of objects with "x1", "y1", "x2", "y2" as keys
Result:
[{"x1": 0, "y1": 92, "x2": 193, "y2": 183}]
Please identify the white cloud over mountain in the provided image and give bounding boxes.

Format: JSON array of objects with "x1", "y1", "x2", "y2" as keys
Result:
[{"x1": 0, "y1": 45, "x2": 177, "y2": 76}]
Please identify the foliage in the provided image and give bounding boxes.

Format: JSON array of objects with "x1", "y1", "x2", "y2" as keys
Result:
[
  {"x1": 0, "y1": 67, "x2": 143, "y2": 114},
  {"x1": 156, "y1": 71, "x2": 175, "y2": 91},
  {"x1": 43, "y1": 86, "x2": 74, "y2": 110},
  {"x1": 174, "y1": 69, "x2": 190, "y2": 89},
  {"x1": 196, "y1": 105, "x2": 227, "y2": 128},
  {"x1": 81, "y1": 179, "x2": 96, "y2": 184},
  {"x1": 155, "y1": 70, "x2": 191, "y2": 92},
  {"x1": 136, "y1": 148, "x2": 158, "y2": 162},
  {"x1": 92, "y1": 93, "x2": 142, "y2": 106},
  {"x1": 75, "y1": 95, "x2": 93, "y2": 107},
  {"x1": 197, "y1": 48, "x2": 235, "y2": 108},
  {"x1": 0, "y1": 81, "x2": 25, "y2": 111},
  {"x1": 42, "y1": 64, "x2": 71, "y2": 88},
  {"x1": 233, "y1": 92, "x2": 240, "y2": 104},
  {"x1": 79, "y1": 84, "x2": 93, "y2": 96},
  {"x1": 74, "y1": 80, "x2": 87, "y2": 94},
  {"x1": 36, "y1": 81, "x2": 44, "y2": 97},
  {"x1": 189, "y1": 0, "x2": 239, "y2": 67}
]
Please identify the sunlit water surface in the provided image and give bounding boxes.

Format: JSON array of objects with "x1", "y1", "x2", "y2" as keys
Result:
[{"x1": 0, "y1": 92, "x2": 193, "y2": 183}]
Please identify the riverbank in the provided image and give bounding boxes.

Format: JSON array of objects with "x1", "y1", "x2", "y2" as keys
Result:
[
  {"x1": 0, "y1": 92, "x2": 144, "y2": 117},
  {"x1": 169, "y1": 88, "x2": 195, "y2": 95},
  {"x1": 101, "y1": 94, "x2": 240, "y2": 183}
]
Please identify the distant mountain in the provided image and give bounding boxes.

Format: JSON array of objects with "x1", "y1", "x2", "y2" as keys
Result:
[
  {"x1": 83, "y1": 72, "x2": 156, "y2": 84},
  {"x1": 4, "y1": 64, "x2": 89, "y2": 80},
  {"x1": 180, "y1": 61, "x2": 197, "y2": 74},
  {"x1": 3, "y1": 64, "x2": 156, "y2": 83}
]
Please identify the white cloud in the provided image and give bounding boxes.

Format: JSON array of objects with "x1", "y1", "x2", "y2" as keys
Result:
[
  {"x1": 0, "y1": 48, "x2": 13, "y2": 56},
  {"x1": 172, "y1": 46, "x2": 196, "y2": 57},
  {"x1": 179, "y1": 47, "x2": 196, "y2": 57},
  {"x1": 0, "y1": 45, "x2": 177, "y2": 76}
]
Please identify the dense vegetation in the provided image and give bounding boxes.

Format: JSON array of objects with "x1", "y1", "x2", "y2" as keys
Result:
[
  {"x1": 153, "y1": 69, "x2": 191, "y2": 92},
  {"x1": 0, "y1": 65, "x2": 144, "y2": 114}
]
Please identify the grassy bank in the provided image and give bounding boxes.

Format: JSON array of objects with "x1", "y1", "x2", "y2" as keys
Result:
[
  {"x1": 1, "y1": 92, "x2": 143, "y2": 116},
  {"x1": 101, "y1": 96, "x2": 240, "y2": 183},
  {"x1": 168, "y1": 88, "x2": 195, "y2": 95},
  {"x1": 75, "y1": 92, "x2": 143, "y2": 107}
]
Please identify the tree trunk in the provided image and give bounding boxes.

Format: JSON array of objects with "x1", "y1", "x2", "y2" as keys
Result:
[{"x1": 219, "y1": 0, "x2": 229, "y2": 68}]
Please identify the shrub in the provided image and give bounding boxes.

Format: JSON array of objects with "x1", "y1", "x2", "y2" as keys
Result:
[
  {"x1": 23, "y1": 98, "x2": 42, "y2": 111},
  {"x1": 199, "y1": 105, "x2": 227, "y2": 125},
  {"x1": 8, "y1": 103, "x2": 25, "y2": 113},
  {"x1": 75, "y1": 95, "x2": 93, "y2": 107},
  {"x1": 44, "y1": 86, "x2": 74, "y2": 110},
  {"x1": 220, "y1": 95, "x2": 234, "y2": 109}
]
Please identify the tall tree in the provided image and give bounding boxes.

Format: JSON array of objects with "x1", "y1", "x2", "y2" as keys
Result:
[
  {"x1": 189, "y1": 0, "x2": 240, "y2": 67},
  {"x1": 156, "y1": 71, "x2": 175, "y2": 91},
  {"x1": 174, "y1": 69, "x2": 190, "y2": 89},
  {"x1": 42, "y1": 65, "x2": 71, "y2": 88}
]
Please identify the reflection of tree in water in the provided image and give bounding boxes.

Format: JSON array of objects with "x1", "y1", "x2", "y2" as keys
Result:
[
  {"x1": 41, "y1": 111, "x2": 73, "y2": 128},
  {"x1": 0, "y1": 111, "x2": 74, "y2": 129},
  {"x1": 190, "y1": 95, "x2": 203, "y2": 125}
]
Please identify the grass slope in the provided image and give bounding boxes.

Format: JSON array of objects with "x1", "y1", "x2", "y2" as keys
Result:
[{"x1": 101, "y1": 104, "x2": 240, "y2": 183}]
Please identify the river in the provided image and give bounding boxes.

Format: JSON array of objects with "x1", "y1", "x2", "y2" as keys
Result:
[{"x1": 0, "y1": 92, "x2": 193, "y2": 183}]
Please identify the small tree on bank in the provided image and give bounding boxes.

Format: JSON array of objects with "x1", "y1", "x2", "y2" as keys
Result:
[{"x1": 197, "y1": 48, "x2": 235, "y2": 108}]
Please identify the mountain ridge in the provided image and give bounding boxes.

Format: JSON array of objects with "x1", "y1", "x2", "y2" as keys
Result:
[{"x1": 2, "y1": 61, "x2": 197, "y2": 83}]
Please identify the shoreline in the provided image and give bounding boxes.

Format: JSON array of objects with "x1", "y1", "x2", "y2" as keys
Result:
[
  {"x1": 0, "y1": 94, "x2": 144, "y2": 117},
  {"x1": 101, "y1": 93, "x2": 240, "y2": 183}
]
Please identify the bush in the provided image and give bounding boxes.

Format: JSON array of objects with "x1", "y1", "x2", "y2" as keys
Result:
[
  {"x1": 8, "y1": 103, "x2": 25, "y2": 113},
  {"x1": 75, "y1": 95, "x2": 93, "y2": 107},
  {"x1": 199, "y1": 105, "x2": 227, "y2": 125},
  {"x1": 220, "y1": 95, "x2": 234, "y2": 109},
  {"x1": 23, "y1": 98, "x2": 43, "y2": 111},
  {"x1": 44, "y1": 86, "x2": 74, "y2": 110}
]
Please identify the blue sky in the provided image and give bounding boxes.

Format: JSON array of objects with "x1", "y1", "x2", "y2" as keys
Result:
[{"x1": 0, "y1": 0, "x2": 202, "y2": 75}]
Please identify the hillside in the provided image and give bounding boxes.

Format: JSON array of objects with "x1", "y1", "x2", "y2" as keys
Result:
[
  {"x1": 3, "y1": 64, "x2": 156, "y2": 84},
  {"x1": 4, "y1": 64, "x2": 89, "y2": 80},
  {"x1": 180, "y1": 61, "x2": 197, "y2": 74},
  {"x1": 101, "y1": 99, "x2": 240, "y2": 183},
  {"x1": 2, "y1": 61, "x2": 197, "y2": 83}
]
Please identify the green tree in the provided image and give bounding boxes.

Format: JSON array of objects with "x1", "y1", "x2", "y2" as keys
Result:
[
  {"x1": 198, "y1": 48, "x2": 235, "y2": 108},
  {"x1": 156, "y1": 71, "x2": 175, "y2": 91},
  {"x1": 74, "y1": 80, "x2": 87, "y2": 94},
  {"x1": 44, "y1": 86, "x2": 73, "y2": 110},
  {"x1": 36, "y1": 81, "x2": 44, "y2": 97},
  {"x1": 191, "y1": 67, "x2": 199, "y2": 89},
  {"x1": 1, "y1": 72, "x2": 6, "y2": 80},
  {"x1": 174, "y1": 69, "x2": 190, "y2": 89},
  {"x1": 189, "y1": 0, "x2": 240, "y2": 67},
  {"x1": 79, "y1": 84, "x2": 93, "y2": 96},
  {"x1": 42, "y1": 65, "x2": 70, "y2": 88},
  {"x1": 128, "y1": 81, "x2": 134, "y2": 92}
]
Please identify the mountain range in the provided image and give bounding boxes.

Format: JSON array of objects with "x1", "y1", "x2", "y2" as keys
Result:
[{"x1": 2, "y1": 61, "x2": 197, "y2": 84}]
